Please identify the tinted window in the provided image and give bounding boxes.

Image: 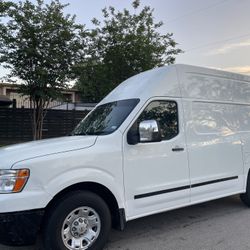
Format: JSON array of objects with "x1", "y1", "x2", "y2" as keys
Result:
[
  {"x1": 73, "y1": 99, "x2": 139, "y2": 136},
  {"x1": 138, "y1": 100, "x2": 178, "y2": 140}
]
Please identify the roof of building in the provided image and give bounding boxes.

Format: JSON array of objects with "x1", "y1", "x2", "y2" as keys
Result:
[{"x1": 0, "y1": 82, "x2": 79, "y2": 93}]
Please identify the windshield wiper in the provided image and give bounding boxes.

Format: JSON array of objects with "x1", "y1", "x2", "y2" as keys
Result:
[
  {"x1": 91, "y1": 131, "x2": 110, "y2": 135},
  {"x1": 73, "y1": 131, "x2": 88, "y2": 136},
  {"x1": 72, "y1": 130, "x2": 111, "y2": 136}
]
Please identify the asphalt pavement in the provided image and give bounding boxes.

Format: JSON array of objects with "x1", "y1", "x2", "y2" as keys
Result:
[{"x1": 1, "y1": 195, "x2": 250, "y2": 250}]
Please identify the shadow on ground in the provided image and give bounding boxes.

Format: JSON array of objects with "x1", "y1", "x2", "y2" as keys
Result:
[{"x1": 1, "y1": 195, "x2": 249, "y2": 250}]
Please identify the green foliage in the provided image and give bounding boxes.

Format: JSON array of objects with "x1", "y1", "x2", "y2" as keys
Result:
[
  {"x1": 0, "y1": 1, "x2": 15, "y2": 50},
  {"x1": 0, "y1": 0, "x2": 183, "y2": 138},
  {"x1": 0, "y1": 0, "x2": 85, "y2": 99},
  {"x1": 0, "y1": 1, "x2": 14, "y2": 19},
  {"x1": 0, "y1": 0, "x2": 85, "y2": 139},
  {"x1": 76, "y1": 0, "x2": 182, "y2": 102}
]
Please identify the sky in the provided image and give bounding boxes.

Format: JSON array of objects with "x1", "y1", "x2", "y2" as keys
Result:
[{"x1": 1, "y1": 0, "x2": 250, "y2": 78}]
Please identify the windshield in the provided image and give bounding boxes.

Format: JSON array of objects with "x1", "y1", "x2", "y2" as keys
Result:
[{"x1": 72, "y1": 99, "x2": 140, "y2": 136}]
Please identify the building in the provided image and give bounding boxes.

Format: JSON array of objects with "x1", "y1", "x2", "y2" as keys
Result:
[
  {"x1": 0, "y1": 95, "x2": 12, "y2": 107},
  {"x1": 0, "y1": 82, "x2": 88, "y2": 109}
]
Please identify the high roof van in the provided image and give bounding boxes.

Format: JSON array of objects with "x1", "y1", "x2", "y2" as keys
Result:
[{"x1": 1, "y1": 64, "x2": 250, "y2": 250}]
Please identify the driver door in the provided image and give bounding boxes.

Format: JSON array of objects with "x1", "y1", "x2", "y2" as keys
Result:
[{"x1": 123, "y1": 98, "x2": 190, "y2": 219}]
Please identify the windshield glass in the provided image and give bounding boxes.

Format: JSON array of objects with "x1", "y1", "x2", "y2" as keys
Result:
[{"x1": 72, "y1": 99, "x2": 140, "y2": 136}]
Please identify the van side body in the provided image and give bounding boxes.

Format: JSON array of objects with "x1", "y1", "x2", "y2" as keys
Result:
[
  {"x1": 103, "y1": 64, "x2": 250, "y2": 220},
  {"x1": 0, "y1": 64, "x2": 250, "y2": 248}
]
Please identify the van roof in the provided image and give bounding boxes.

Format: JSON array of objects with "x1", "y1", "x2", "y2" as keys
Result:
[{"x1": 101, "y1": 64, "x2": 250, "y2": 105}]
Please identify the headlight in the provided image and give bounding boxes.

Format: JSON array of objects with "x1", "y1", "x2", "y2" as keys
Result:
[{"x1": 0, "y1": 169, "x2": 30, "y2": 193}]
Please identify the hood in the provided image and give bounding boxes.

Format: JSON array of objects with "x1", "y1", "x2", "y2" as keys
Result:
[{"x1": 0, "y1": 136, "x2": 97, "y2": 169}]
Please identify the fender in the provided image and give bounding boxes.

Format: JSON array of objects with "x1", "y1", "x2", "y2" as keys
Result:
[{"x1": 43, "y1": 167, "x2": 125, "y2": 209}]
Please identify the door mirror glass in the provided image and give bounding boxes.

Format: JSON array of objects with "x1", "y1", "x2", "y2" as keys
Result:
[{"x1": 139, "y1": 120, "x2": 161, "y2": 143}]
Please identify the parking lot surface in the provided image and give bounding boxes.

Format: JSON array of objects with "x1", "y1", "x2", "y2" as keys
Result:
[{"x1": 1, "y1": 195, "x2": 250, "y2": 250}]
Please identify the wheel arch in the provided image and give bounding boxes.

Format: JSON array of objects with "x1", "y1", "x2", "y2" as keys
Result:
[{"x1": 43, "y1": 181, "x2": 126, "y2": 231}]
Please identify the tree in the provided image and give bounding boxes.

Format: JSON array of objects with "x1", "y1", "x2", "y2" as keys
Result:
[
  {"x1": 76, "y1": 0, "x2": 182, "y2": 102},
  {"x1": 0, "y1": 0, "x2": 85, "y2": 139},
  {"x1": 0, "y1": 1, "x2": 14, "y2": 21},
  {"x1": 0, "y1": 1, "x2": 14, "y2": 50}
]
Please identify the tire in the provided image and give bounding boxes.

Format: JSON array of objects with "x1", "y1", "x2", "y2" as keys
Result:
[
  {"x1": 42, "y1": 191, "x2": 111, "y2": 250},
  {"x1": 240, "y1": 172, "x2": 250, "y2": 207}
]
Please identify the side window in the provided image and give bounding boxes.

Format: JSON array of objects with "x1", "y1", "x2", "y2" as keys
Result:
[{"x1": 138, "y1": 100, "x2": 179, "y2": 140}]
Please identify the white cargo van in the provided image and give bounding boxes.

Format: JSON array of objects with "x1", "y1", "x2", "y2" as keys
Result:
[{"x1": 1, "y1": 64, "x2": 250, "y2": 250}]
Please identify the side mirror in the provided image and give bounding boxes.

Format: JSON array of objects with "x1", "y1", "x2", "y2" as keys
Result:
[{"x1": 139, "y1": 120, "x2": 161, "y2": 143}]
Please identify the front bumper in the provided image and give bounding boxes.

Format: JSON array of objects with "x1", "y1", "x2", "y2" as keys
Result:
[{"x1": 0, "y1": 209, "x2": 44, "y2": 246}]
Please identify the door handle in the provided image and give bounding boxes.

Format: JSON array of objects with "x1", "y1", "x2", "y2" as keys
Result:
[{"x1": 172, "y1": 146, "x2": 184, "y2": 152}]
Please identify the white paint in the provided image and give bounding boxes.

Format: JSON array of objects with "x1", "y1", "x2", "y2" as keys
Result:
[{"x1": 0, "y1": 64, "x2": 250, "y2": 225}]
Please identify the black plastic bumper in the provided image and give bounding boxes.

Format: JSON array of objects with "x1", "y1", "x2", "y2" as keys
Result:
[{"x1": 0, "y1": 209, "x2": 44, "y2": 246}]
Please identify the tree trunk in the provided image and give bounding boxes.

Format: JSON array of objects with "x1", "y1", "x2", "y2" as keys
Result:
[{"x1": 31, "y1": 99, "x2": 46, "y2": 140}]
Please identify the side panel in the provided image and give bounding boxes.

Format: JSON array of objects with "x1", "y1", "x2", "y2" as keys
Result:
[
  {"x1": 241, "y1": 134, "x2": 250, "y2": 188},
  {"x1": 176, "y1": 65, "x2": 250, "y2": 104},
  {"x1": 235, "y1": 106, "x2": 250, "y2": 181},
  {"x1": 182, "y1": 99, "x2": 245, "y2": 202}
]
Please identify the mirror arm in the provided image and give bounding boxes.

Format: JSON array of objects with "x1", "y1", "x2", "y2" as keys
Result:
[{"x1": 127, "y1": 130, "x2": 139, "y2": 145}]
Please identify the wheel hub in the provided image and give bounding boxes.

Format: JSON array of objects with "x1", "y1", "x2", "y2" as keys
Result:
[{"x1": 70, "y1": 217, "x2": 88, "y2": 238}]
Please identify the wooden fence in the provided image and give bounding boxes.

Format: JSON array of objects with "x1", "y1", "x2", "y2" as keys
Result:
[{"x1": 0, "y1": 108, "x2": 88, "y2": 145}]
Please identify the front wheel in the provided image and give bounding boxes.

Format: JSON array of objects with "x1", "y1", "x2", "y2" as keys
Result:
[{"x1": 42, "y1": 191, "x2": 111, "y2": 250}]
